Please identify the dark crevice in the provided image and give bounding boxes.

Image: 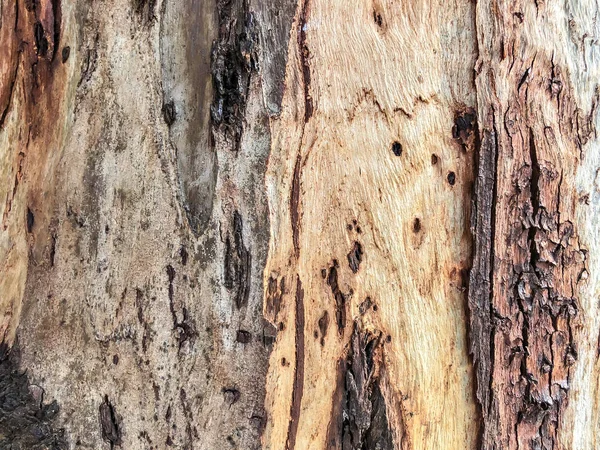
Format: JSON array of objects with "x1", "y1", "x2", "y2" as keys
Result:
[
  {"x1": 297, "y1": 0, "x2": 313, "y2": 121},
  {"x1": 327, "y1": 261, "x2": 348, "y2": 335},
  {"x1": 223, "y1": 211, "x2": 251, "y2": 309},
  {"x1": 347, "y1": 241, "x2": 363, "y2": 274},
  {"x1": 328, "y1": 324, "x2": 394, "y2": 450},
  {"x1": 291, "y1": 154, "x2": 302, "y2": 257},
  {"x1": 26, "y1": 207, "x2": 35, "y2": 233},
  {"x1": 211, "y1": 0, "x2": 258, "y2": 151},
  {"x1": 166, "y1": 265, "x2": 197, "y2": 351}
]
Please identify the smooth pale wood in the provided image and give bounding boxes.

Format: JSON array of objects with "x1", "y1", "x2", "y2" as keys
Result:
[{"x1": 263, "y1": 0, "x2": 479, "y2": 448}]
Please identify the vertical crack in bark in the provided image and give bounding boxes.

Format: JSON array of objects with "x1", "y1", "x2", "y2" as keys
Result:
[
  {"x1": 285, "y1": 277, "x2": 305, "y2": 450},
  {"x1": 99, "y1": 395, "x2": 121, "y2": 448},
  {"x1": 327, "y1": 260, "x2": 349, "y2": 335},
  {"x1": 297, "y1": 0, "x2": 313, "y2": 121},
  {"x1": 291, "y1": 154, "x2": 302, "y2": 257},
  {"x1": 224, "y1": 210, "x2": 251, "y2": 309},
  {"x1": 166, "y1": 265, "x2": 198, "y2": 351},
  {"x1": 289, "y1": 0, "x2": 314, "y2": 259}
]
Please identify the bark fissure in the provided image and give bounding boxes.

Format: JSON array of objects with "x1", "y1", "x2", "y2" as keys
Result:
[
  {"x1": 285, "y1": 277, "x2": 305, "y2": 450},
  {"x1": 291, "y1": 154, "x2": 302, "y2": 257},
  {"x1": 224, "y1": 210, "x2": 251, "y2": 309},
  {"x1": 297, "y1": 0, "x2": 313, "y2": 121},
  {"x1": 99, "y1": 395, "x2": 121, "y2": 448},
  {"x1": 211, "y1": 0, "x2": 258, "y2": 152}
]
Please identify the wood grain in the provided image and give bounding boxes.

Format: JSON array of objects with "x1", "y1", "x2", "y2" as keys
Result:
[{"x1": 263, "y1": 0, "x2": 479, "y2": 448}]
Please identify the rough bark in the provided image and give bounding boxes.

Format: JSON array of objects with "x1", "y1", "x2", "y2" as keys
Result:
[
  {"x1": 1, "y1": 0, "x2": 600, "y2": 449},
  {"x1": 470, "y1": 1, "x2": 600, "y2": 449}
]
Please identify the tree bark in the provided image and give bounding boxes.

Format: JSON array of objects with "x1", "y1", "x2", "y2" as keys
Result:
[{"x1": 0, "y1": 0, "x2": 599, "y2": 449}]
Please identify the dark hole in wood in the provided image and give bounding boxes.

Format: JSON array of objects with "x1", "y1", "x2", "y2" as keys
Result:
[
  {"x1": 413, "y1": 218, "x2": 421, "y2": 233},
  {"x1": 391, "y1": 141, "x2": 403, "y2": 157},
  {"x1": 447, "y1": 171, "x2": 456, "y2": 186},
  {"x1": 236, "y1": 330, "x2": 251, "y2": 344},
  {"x1": 373, "y1": 11, "x2": 383, "y2": 27},
  {"x1": 162, "y1": 101, "x2": 176, "y2": 126},
  {"x1": 61, "y1": 46, "x2": 70, "y2": 63},
  {"x1": 26, "y1": 208, "x2": 34, "y2": 233}
]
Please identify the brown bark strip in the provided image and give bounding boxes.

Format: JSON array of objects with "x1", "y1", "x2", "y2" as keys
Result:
[
  {"x1": 470, "y1": 2, "x2": 591, "y2": 448},
  {"x1": 285, "y1": 276, "x2": 305, "y2": 450},
  {"x1": 0, "y1": 56, "x2": 19, "y2": 130},
  {"x1": 468, "y1": 122, "x2": 498, "y2": 427}
]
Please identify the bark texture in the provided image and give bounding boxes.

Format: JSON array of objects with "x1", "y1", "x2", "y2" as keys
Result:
[
  {"x1": 1, "y1": 0, "x2": 600, "y2": 449},
  {"x1": 470, "y1": 1, "x2": 600, "y2": 449}
]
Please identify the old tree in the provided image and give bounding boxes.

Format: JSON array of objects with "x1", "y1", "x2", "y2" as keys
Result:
[{"x1": 1, "y1": 0, "x2": 600, "y2": 448}]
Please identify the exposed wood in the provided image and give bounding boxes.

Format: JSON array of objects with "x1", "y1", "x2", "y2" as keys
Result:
[{"x1": 263, "y1": 0, "x2": 479, "y2": 448}]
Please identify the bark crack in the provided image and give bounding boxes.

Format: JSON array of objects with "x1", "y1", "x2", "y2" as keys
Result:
[{"x1": 285, "y1": 277, "x2": 305, "y2": 450}]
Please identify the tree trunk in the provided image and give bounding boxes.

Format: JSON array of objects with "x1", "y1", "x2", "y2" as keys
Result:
[{"x1": 1, "y1": 0, "x2": 599, "y2": 449}]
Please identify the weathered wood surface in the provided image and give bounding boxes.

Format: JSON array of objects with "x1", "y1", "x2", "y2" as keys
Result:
[{"x1": 0, "y1": 0, "x2": 599, "y2": 449}]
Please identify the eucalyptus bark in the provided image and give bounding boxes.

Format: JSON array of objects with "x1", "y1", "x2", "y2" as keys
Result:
[{"x1": 1, "y1": 0, "x2": 600, "y2": 449}]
